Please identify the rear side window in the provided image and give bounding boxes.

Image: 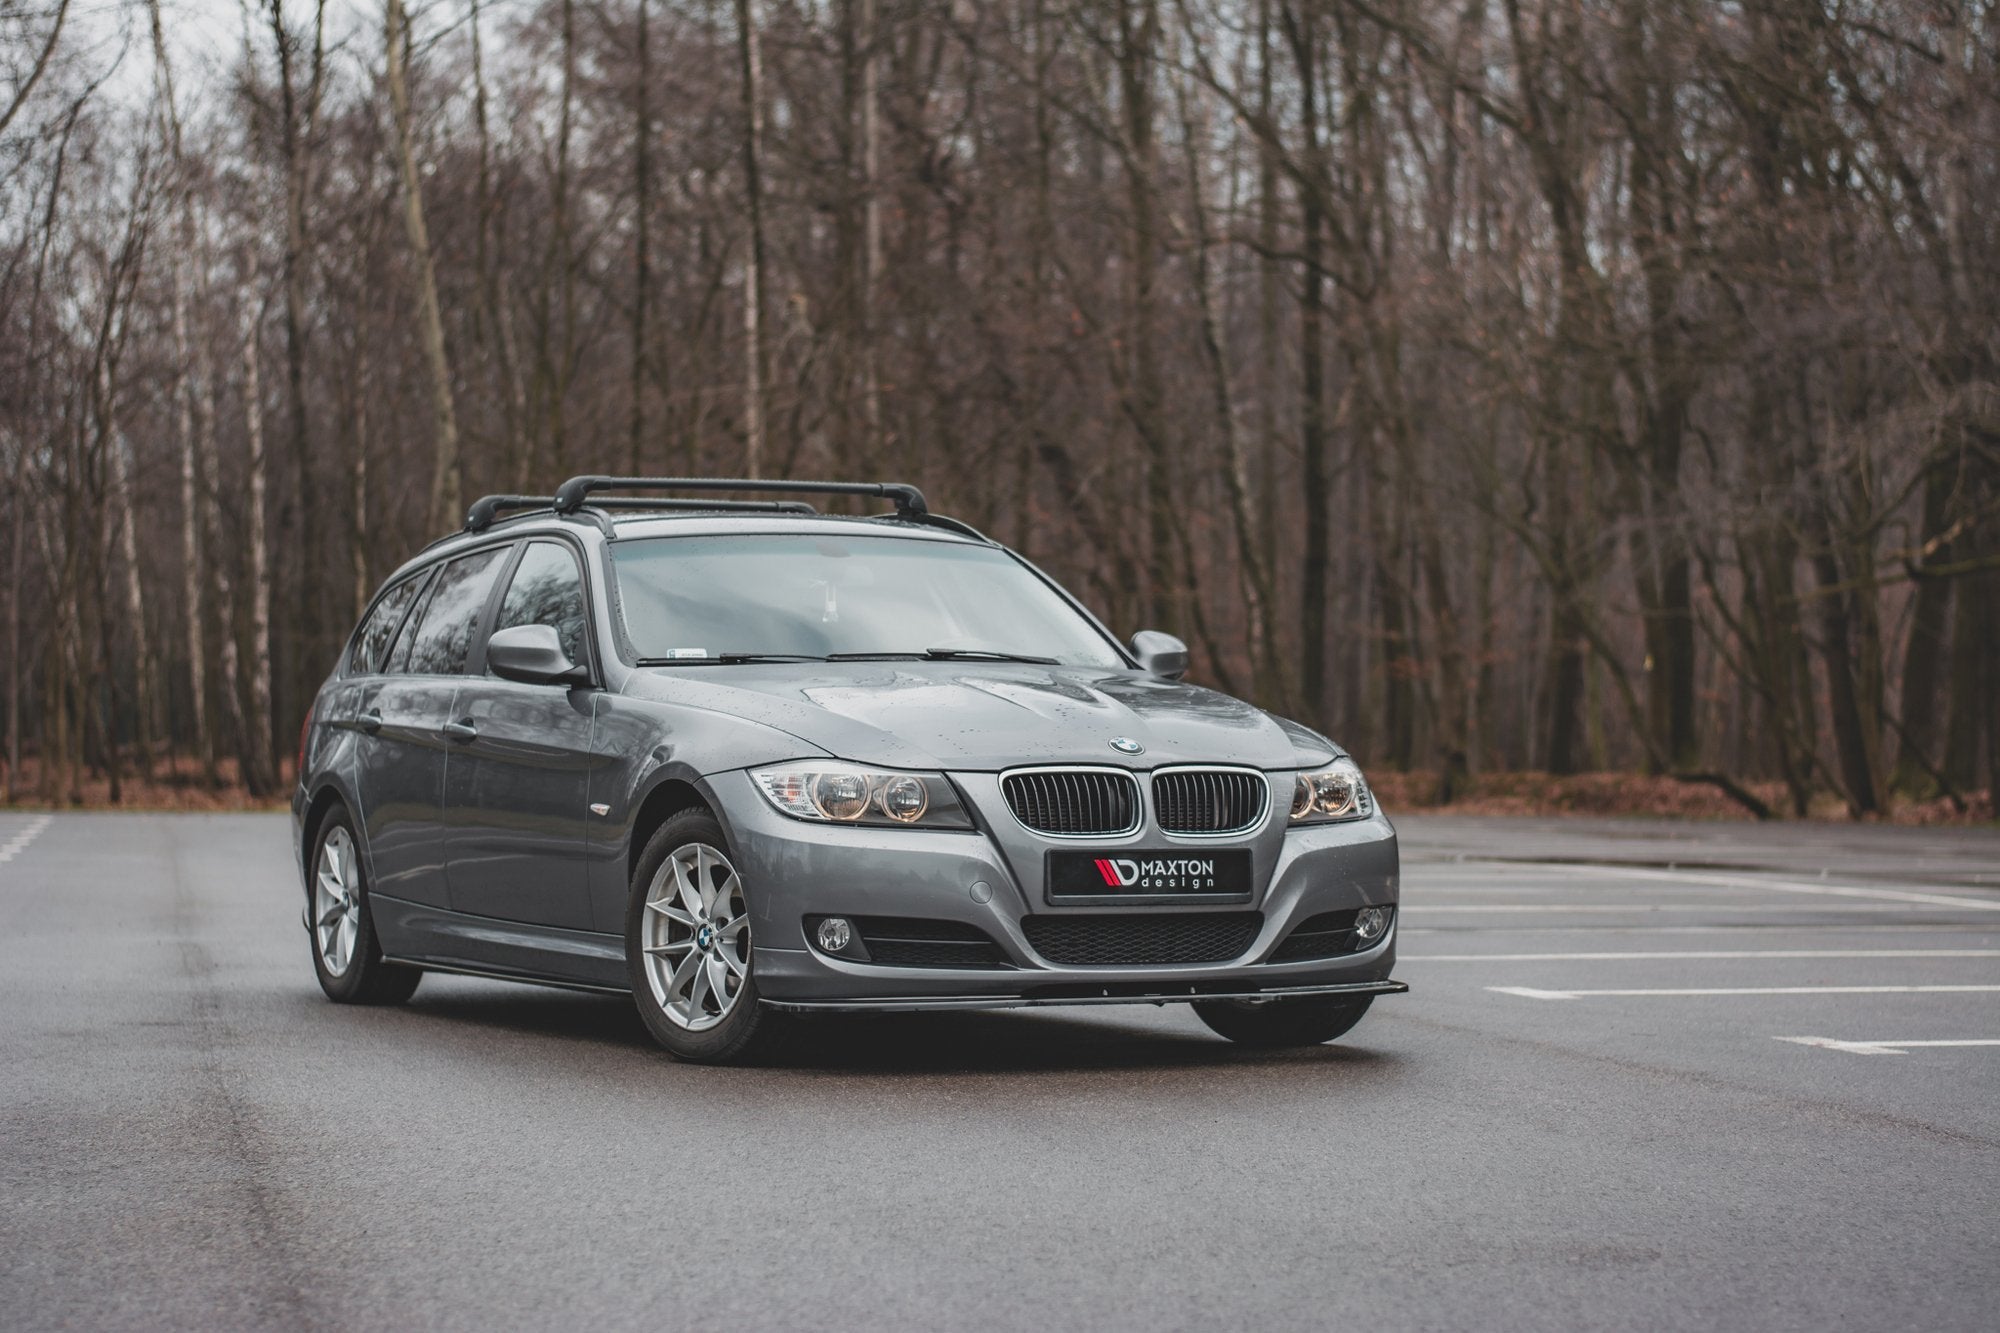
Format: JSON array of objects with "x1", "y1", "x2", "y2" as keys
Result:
[
  {"x1": 492, "y1": 541, "x2": 588, "y2": 668},
  {"x1": 349, "y1": 575, "x2": 427, "y2": 676},
  {"x1": 400, "y1": 548, "x2": 507, "y2": 676}
]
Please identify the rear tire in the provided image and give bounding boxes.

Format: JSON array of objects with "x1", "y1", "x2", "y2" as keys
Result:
[
  {"x1": 308, "y1": 805, "x2": 422, "y2": 1006},
  {"x1": 1193, "y1": 994, "x2": 1373, "y2": 1048},
  {"x1": 625, "y1": 809, "x2": 785, "y2": 1065}
]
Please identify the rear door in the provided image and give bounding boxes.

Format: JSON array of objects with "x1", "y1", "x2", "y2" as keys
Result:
[
  {"x1": 363, "y1": 546, "x2": 510, "y2": 909},
  {"x1": 344, "y1": 568, "x2": 438, "y2": 907},
  {"x1": 442, "y1": 539, "x2": 599, "y2": 929}
]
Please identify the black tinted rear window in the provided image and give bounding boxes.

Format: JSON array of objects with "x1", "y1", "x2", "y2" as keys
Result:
[{"x1": 350, "y1": 574, "x2": 428, "y2": 675}]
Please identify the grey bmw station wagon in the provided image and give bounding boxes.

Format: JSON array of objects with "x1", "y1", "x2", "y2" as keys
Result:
[{"x1": 294, "y1": 476, "x2": 1404, "y2": 1063}]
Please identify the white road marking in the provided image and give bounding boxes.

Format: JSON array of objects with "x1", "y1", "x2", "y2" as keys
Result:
[
  {"x1": 0, "y1": 814, "x2": 52, "y2": 864},
  {"x1": 1488, "y1": 984, "x2": 2000, "y2": 1001},
  {"x1": 1404, "y1": 923, "x2": 1997, "y2": 936},
  {"x1": 1775, "y1": 1036, "x2": 2000, "y2": 1056},
  {"x1": 1406, "y1": 903, "x2": 1957, "y2": 914},
  {"x1": 1540, "y1": 862, "x2": 2000, "y2": 913},
  {"x1": 1402, "y1": 949, "x2": 2000, "y2": 962}
]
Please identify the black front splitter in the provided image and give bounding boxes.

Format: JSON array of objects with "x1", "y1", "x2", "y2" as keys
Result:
[{"x1": 762, "y1": 978, "x2": 1408, "y2": 1014}]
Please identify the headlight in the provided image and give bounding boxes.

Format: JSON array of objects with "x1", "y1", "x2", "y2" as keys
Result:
[
  {"x1": 752, "y1": 763, "x2": 974, "y2": 829},
  {"x1": 1288, "y1": 757, "x2": 1373, "y2": 824}
]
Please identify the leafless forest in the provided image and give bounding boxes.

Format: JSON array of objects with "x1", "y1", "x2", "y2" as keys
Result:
[{"x1": 1, "y1": 0, "x2": 1995, "y2": 815}]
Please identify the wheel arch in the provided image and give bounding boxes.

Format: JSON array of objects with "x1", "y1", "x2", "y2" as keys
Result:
[
  {"x1": 626, "y1": 775, "x2": 713, "y2": 888},
  {"x1": 299, "y1": 781, "x2": 360, "y2": 895}
]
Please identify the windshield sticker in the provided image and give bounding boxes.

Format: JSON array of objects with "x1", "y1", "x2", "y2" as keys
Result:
[{"x1": 658, "y1": 648, "x2": 709, "y2": 659}]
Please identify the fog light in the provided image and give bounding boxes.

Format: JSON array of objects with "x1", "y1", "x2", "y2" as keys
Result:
[
  {"x1": 816, "y1": 917, "x2": 854, "y2": 953},
  {"x1": 1354, "y1": 906, "x2": 1390, "y2": 942}
]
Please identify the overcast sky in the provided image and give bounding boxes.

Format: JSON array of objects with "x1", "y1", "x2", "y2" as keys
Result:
[{"x1": 58, "y1": 0, "x2": 494, "y2": 117}]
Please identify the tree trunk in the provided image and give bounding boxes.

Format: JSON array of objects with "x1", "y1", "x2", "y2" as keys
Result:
[
  {"x1": 859, "y1": 0, "x2": 884, "y2": 471},
  {"x1": 266, "y1": 0, "x2": 320, "y2": 763},
  {"x1": 1176, "y1": 67, "x2": 1275, "y2": 695},
  {"x1": 197, "y1": 349, "x2": 245, "y2": 790},
  {"x1": 1114, "y1": 0, "x2": 1174, "y2": 631},
  {"x1": 548, "y1": 0, "x2": 577, "y2": 476},
  {"x1": 240, "y1": 311, "x2": 278, "y2": 796},
  {"x1": 1811, "y1": 544, "x2": 1884, "y2": 816},
  {"x1": 385, "y1": 0, "x2": 462, "y2": 532},
  {"x1": 110, "y1": 431, "x2": 154, "y2": 778},
  {"x1": 735, "y1": 0, "x2": 768, "y2": 478},
  {"x1": 349, "y1": 340, "x2": 370, "y2": 619},
  {"x1": 627, "y1": 0, "x2": 652, "y2": 476},
  {"x1": 5, "y1": 440, "x2": 22, "y2": 801},
  {"x1": 170, "y1": 248, "x2": 207, "y2": 780},
  {"x1": 1289, "y1": 8, "x2": 1331, "y2": 726},
  {"x1": 1940, "y1": 565, "x2": 1984, "y2": 793},
  {"x1": 1892, "y1": 460, "x2": 1955, "y2": 795}
]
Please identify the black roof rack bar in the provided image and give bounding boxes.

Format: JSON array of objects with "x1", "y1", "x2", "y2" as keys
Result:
[
  {"x1": 465, "y1": 495, "x2": 557, "y2": 532},
  {"x1": 602, "y1": 497, "x2": 821, "y2": 515},
  {"x1": 466, "y1": 492, "x2": 824, "y2": 534},
  {"x1": 551, "y1": 475, "x2": 927, "y2": 519}
]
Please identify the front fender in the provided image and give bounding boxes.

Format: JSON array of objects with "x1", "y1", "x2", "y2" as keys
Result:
[{"x1": 583, "y1": 693, "x2": 831, "y2": 931}]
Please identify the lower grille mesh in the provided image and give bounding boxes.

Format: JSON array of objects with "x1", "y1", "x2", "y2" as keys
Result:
[
  {"x1": 1020, "y1": 912, "x2": 1262, "y2": 966},
  {"x1": 854, "y1": 917, "x2": 1012, "y2": 969}
]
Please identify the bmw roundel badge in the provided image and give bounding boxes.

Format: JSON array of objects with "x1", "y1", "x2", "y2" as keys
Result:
[{"x1": 1110, "y1": 737, "x2": 1145, "y2": 755}]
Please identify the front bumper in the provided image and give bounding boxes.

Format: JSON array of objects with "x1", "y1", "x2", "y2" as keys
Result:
[{"x1": 709, "y1": 769, "x2": 1403, "y2": 1011}]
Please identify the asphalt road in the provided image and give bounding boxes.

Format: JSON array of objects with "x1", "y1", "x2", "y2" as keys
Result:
[{"x1": 3, "y1": 810, "x2": 1997, "y2": 1331}]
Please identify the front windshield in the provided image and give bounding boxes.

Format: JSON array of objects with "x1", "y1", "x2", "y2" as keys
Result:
[{"x1": 610, "y1": 532, "x2": 1126, "y2": 667}]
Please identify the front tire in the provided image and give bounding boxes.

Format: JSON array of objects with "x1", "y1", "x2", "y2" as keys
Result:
[
  {"x1": 625, "y1": 809, "x2": 784, "y2": 1064},
  {"x1": 308, "y1": 806, "x2": 422, "y2": 1005},
  {"x1": 1193, "y1": 994, "x2": 1373, "y2": 1048}
]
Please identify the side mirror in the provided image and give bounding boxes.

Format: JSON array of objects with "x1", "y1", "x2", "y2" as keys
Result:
[
  {"x1": 1129, "y1": 630, "x2": 1189, "y2": 681},
  {"x1": 487, "y1": 623, "x2": 588, "y2": 686}
]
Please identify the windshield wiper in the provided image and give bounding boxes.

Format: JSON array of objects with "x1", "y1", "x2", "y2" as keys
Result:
[
  {"x1": 921, "y1": 647, "x2": 1061, "y2": 664},
  {"x1": 636, "y1": 652, "x2": 829, "y2": 665},
  {"x1": 824, "y1": 647, "x2": 1062, "y2": 664}
]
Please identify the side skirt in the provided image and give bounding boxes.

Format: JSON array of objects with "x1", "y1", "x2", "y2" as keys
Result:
[
  {"x1": 370, "y1": 893, "x2": 628, "y2": 990},
  {"x1": 381, "y1": 956, "x2": 631, "y2": 997}
]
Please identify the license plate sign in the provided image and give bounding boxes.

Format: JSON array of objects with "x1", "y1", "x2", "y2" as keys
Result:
[{"x1": 1046, "y1": 849, "x2": 1252, "y2": 898}]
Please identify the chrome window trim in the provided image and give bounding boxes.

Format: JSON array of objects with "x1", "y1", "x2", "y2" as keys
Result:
[{"x1": 998, "y1": 764, "x2": 1145, "y2": 840}]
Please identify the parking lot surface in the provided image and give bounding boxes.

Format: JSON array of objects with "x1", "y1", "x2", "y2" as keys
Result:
[{"x1": 2, "y1": 810, "x2": 1996, "y2": 1330}]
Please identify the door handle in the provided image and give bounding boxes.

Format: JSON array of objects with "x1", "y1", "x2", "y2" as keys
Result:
[
  {"x1": 356, "y1": 710, "x2": 383, "y2": 735},
  {"x1": 442, "y1": 720, "x2": 478, "y2": 743}
]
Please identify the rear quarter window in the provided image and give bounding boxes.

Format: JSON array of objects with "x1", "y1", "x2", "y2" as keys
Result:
[{"x1": 348, "y1": 574, "x2": 428, "y2": 676}]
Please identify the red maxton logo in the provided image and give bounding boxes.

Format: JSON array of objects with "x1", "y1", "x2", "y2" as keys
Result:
[
  {"x1": 1092, "y1": 857, "x2": 1217, "y2": 889},
  {"x1": 1094, "y1": 858, "x2": 1140, "y2": 888}
]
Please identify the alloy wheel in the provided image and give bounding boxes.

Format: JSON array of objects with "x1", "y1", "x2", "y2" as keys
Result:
[
  {"x1": 313, "y1": 825, "x2": 362, "y2": 977},
  {"x1": 641, "y1": 842, "x2": 751, "y2": 1031}
]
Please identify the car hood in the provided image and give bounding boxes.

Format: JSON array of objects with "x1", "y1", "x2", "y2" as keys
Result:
[{"x1": 620, "y1": 661, "x2": 1332, "y2": 772}]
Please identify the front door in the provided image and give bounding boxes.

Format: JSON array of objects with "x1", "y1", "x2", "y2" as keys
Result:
[{"x1": 442, "y1": 539, "x2": 599, "y2": 930}]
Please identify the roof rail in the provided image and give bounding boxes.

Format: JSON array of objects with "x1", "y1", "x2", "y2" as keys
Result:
[
  {"x1": 885, "y1": 511, "x2": 993, "y2": 543},
  {"x1": 552, "y1": 475, "x2": 927, "y2": 520},
  {"x1": 466, "y1": 492, "x2": 821, "y2": 534}
]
